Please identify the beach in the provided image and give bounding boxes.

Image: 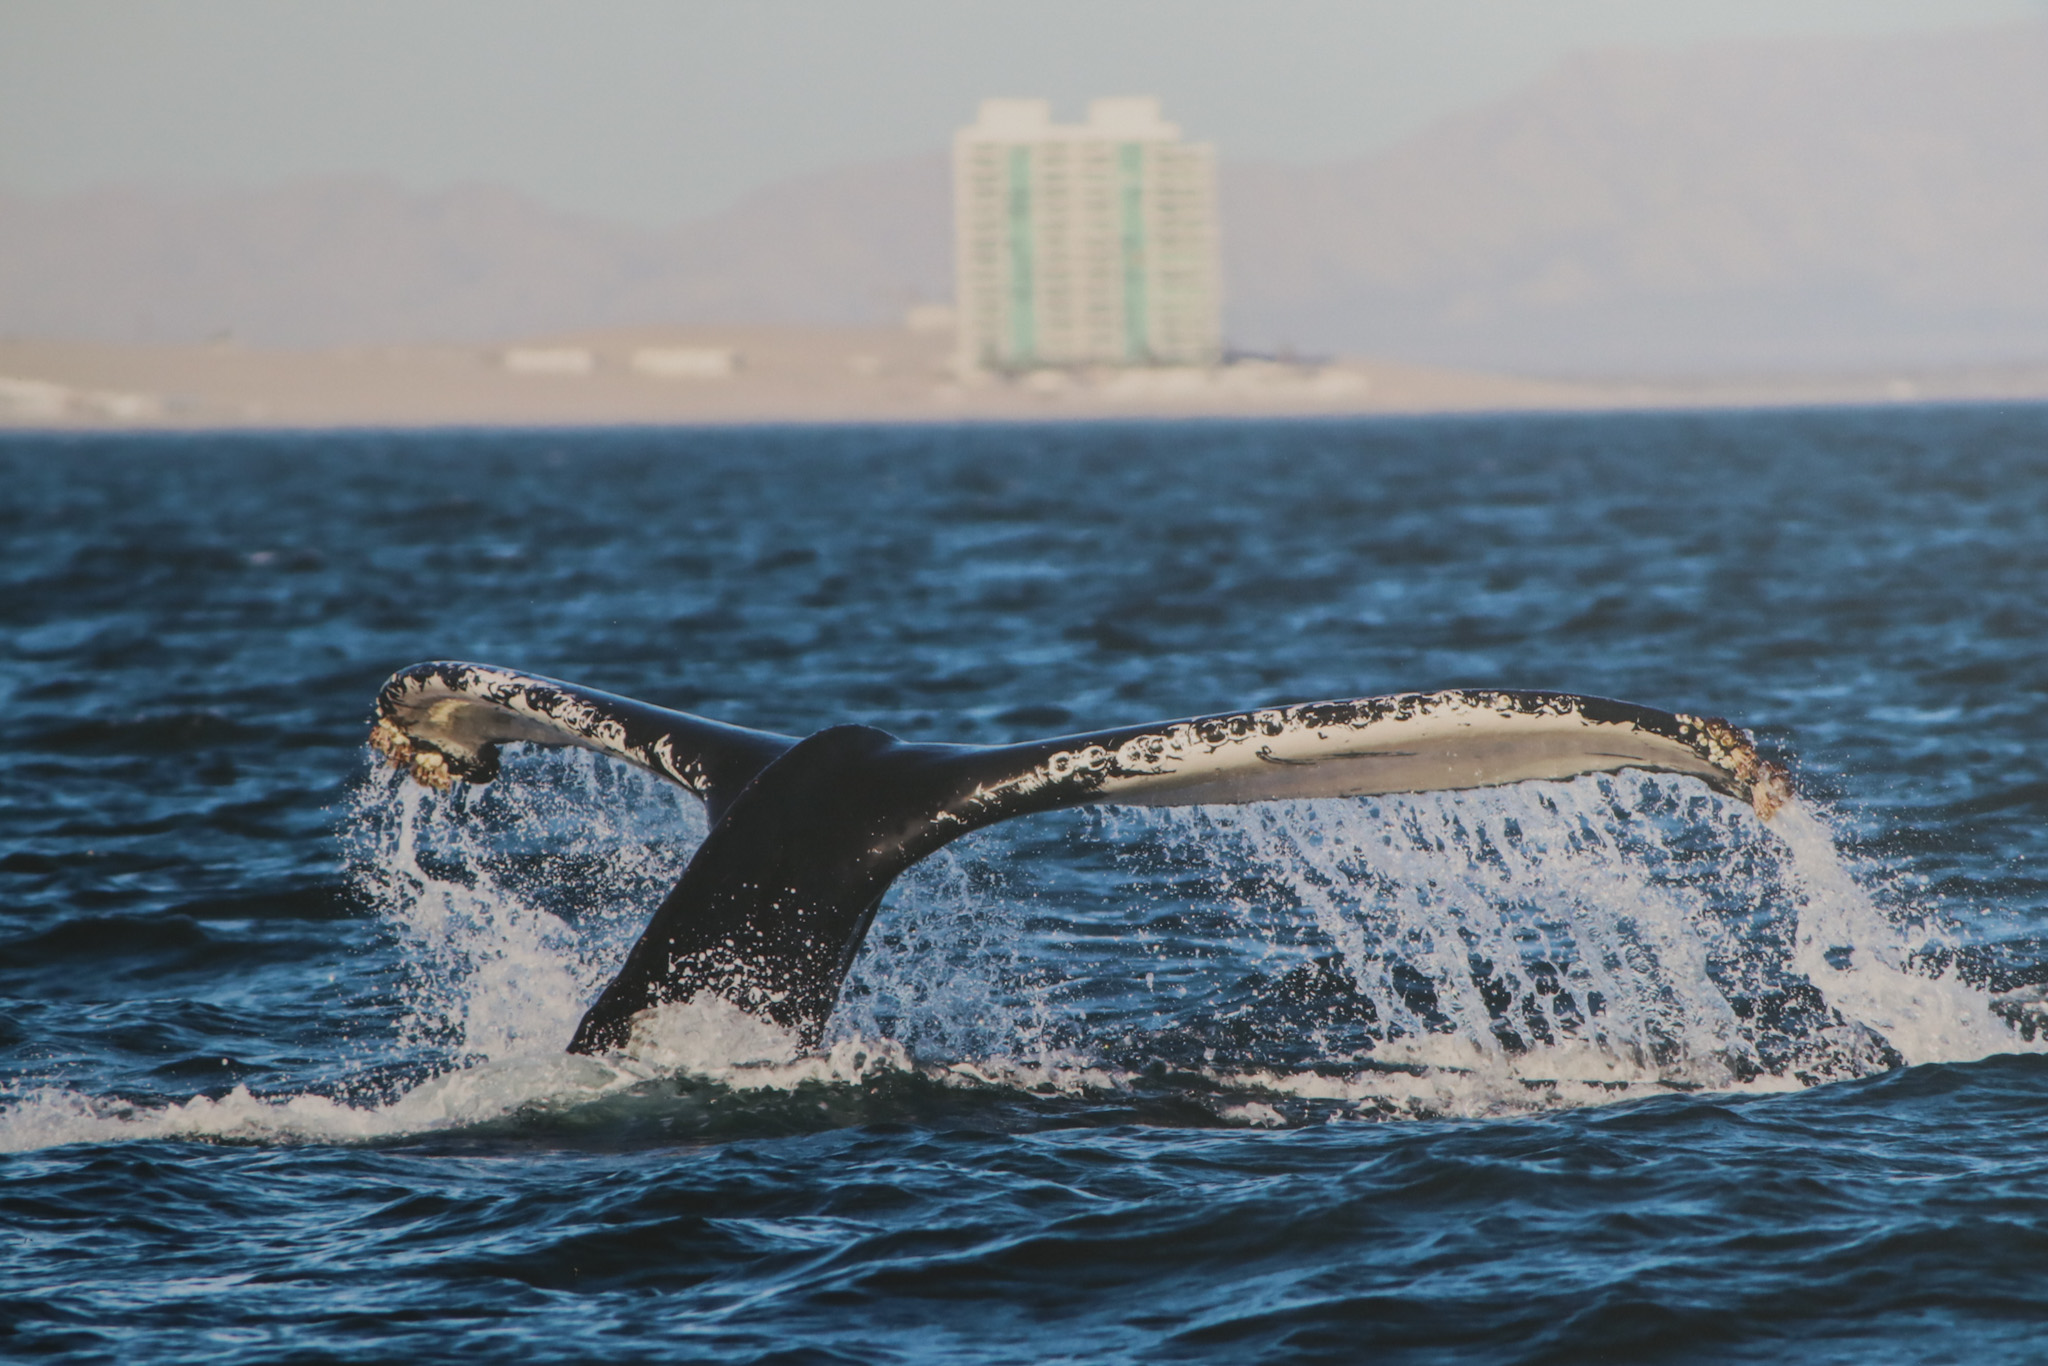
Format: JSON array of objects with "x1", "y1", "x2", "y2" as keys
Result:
[{"x1": 10, "y1": 324, "x2": 2048, "y2": 430}]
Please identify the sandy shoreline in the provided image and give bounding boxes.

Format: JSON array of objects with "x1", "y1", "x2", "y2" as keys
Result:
[{"x1": 5, "y1": 325, "x2": 2048, "y2": 431}]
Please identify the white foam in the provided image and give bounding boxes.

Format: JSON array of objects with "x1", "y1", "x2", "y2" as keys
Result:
[
  {"x1": 0, "y1": 1053, "x2": 631, "y2": 1153},
  {"x1": 620, "y1": 996, "x2": 804, "y2": 1073}
]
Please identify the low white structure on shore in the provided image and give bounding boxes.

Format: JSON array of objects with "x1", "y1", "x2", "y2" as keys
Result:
[
  {"x1": 631, "y1": 346, "x2": 740, "y2": 379},
  {"x1": 0, "y1": 375, "x2": 163, "y2": 422},
  {"x1": 501, "y1": 347, "x2": 596, "y2": 376}
]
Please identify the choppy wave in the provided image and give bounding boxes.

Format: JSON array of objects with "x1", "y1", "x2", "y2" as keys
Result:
[{"x1": 4, "y1": 745, "x2": 2036, "y2": 1154}]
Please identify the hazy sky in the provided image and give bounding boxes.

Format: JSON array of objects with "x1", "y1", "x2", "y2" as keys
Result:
[{"x1": 3, "y1": 0, "x2": 2039, "y2": 223}]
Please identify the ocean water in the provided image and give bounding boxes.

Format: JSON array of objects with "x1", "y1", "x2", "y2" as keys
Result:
[{"x1": 5, "y1": 409, "x2": 2048, "y2": 1362}]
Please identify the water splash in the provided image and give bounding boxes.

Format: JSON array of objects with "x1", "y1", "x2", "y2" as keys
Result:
[
  {"x1": 340, "y1": 746, "x2": 705, "y2": 1062},
  {"x1": 1186, "y1": 776, "x2": 2021, "y2": 1083},
  {"x1": 6, "y1": 761, "x2": 2038, "y2": 1151},
  {"x1": 831, "y1": 845, "x2": 1062, "y2": 1064},
  {"x1": 1773, "y1": 801, "x2": 2014, "y2": 1065},
  {"x1": 820, "y1": 771, "x2": 2035, "y2": 1108}
]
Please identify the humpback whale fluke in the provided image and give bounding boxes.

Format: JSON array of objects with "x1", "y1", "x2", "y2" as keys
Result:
[{"x1": 369, "y1": 661, "x2": 1791, "y2": 1055}]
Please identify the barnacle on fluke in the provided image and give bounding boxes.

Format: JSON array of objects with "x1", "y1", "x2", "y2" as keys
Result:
[
  {"x1": 367, "y1": 662, "x2": 1793, "y2": 1054},
  {"x1": 1677, "y1": 712, "x2": 1792, "y2": 820}
]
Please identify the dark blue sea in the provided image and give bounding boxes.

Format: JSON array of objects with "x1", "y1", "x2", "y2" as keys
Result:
[{"x1": 7, "y1": 409, "x2": 2048, "y2": 1363}]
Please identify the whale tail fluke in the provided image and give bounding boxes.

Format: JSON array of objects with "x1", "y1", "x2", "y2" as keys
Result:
[
  {"x1": 370, "y1": 661, "x2": 796, "y2": 822},
  {"x1": 369, "y1": 662, "x2": 1791, "y2": 1054}
]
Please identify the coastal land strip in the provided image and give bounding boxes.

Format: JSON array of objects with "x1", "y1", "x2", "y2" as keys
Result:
[{"x1": 5, "y1": 324, "x2": 2048, "y2": 431}]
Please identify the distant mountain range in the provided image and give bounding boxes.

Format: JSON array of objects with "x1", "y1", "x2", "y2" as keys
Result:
[
  {"x1": 0, "y1": 160, "x2": 953, "y2": 351},
  {"x1": 1227, "y1": 23, "x2": 2048, "y2": 375},
  {"x1": 4, "y1": 24, "x2": 2044, "y2": 377}
]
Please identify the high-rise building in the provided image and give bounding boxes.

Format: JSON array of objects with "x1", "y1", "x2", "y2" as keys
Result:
[{"x1": 953, "y1": 97, "x2": 1221, "y2": 373}]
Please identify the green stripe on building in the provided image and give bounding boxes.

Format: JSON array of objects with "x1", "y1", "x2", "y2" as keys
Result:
[
  {"x1": 1118, "y1": 143, "x2": 1148, "y2": 362},
  {"x1": 1007, "y1": 146, "x2": 1036, "y2": 364}
]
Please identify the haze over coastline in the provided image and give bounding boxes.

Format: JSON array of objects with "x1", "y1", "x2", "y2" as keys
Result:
[{"x1": 3, "y1": 3, "x2": 2046, "y2": 424}]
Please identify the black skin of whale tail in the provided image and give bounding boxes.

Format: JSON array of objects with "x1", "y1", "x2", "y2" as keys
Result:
[
  {"x1": 369, "y1": 661, "x2": 1791, "y2": 1057},
  {"x1": 568, "y1": 726, "x2": 988, "y2": 1053}
]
